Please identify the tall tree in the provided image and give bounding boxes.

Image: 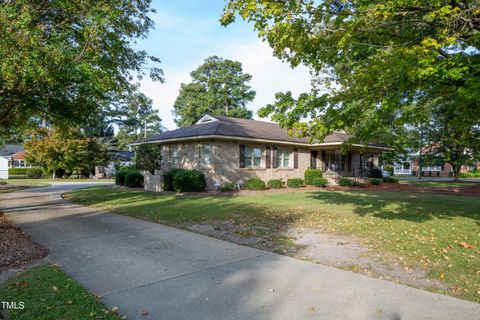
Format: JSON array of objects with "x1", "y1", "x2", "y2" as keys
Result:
[
  {"x1": 221, "y1": 1, "x2": 480, "y2": 145},
  {"x1": 173, "y1": 56, "x2": 255, "y2": 127},
  {"x1": 0, "y1": 0, "x2": 163, "y2": 138},
  {"x1": 116, "y1": 92, "x2": 164, "y2": 150}
]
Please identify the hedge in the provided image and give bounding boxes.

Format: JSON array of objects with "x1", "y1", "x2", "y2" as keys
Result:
[
  {"x1": 383, "y1": 176, "x2": 399, "y2": 184},
  {"x1": 338, "y1": 178, "x2": 354, "y2": 187},
  {"x1": 304, "y1": 169, "x2": 323, "y2": 185},
  {"x1": 245, "y1": 178, "x2": 266, "y2": 190},
  {"x1": 287, "y1": 178, "x2": 304, "y2": 188},
  {"x1": 163, "y1": 168, "x2": 186, "y2": 191},
  {"x1": 125, "y1": 172, "x2": 144, "y2": 188},
  {"x1": 459, "y1": 171, "x2": 480, "y2": 178},
  {"x1": 220, "y1": 183, "x2": 235, "y2": 192},
  {"x1": 312, "y1": 177, "x2": 328, "y2": 187},
  {"x1": 26, "y1": 168, "x2": 42, "y2": 179},
  {"x1": 370, "y1": 178, "x2": 382, "y2": 185},
  {"x1": 172, "y1": 170, "x2": 206, "y2": 192},
  {"x1": 8, "y1": 168, "x2": 27, "y2": 175},
  {"x1": 267, "y1": 179, "x2": 283, "y2": 189}
]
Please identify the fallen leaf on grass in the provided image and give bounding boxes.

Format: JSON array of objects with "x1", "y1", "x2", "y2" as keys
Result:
[
  {"x1": 459, "y1": 242, "x2": 475, "y2": 249},
  {"x1": 140, "y1": 309, "x2": 149, "y2": 316}
]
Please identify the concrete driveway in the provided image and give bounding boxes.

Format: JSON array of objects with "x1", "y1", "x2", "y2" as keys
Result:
[{"x1": 1, "y1": 183, "x2": 479, "y2": 320}]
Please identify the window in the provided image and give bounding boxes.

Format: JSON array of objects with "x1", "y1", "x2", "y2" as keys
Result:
[
  {"x1": 169, "y1": 145, "x2": 180, "y2": 167},
  {"x1": 245, "y1": 146, "x2": 262, "y2": 167},
  {"x1": 201, "y1": 144, "x2": 212, "y2": 165},
  {"x1": 276, "y1": 149, "x2": 292, "y2": 168}
]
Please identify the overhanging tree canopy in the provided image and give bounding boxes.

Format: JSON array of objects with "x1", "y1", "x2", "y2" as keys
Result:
[{"x1": 0, "y1": 0, "x2": 163, "y2": 137}]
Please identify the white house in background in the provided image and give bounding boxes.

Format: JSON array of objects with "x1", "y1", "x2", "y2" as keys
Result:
[
  {"x1": 0, "y1": 157, "x2": 8, "y2": 179},
  {"x1": 0, "y1": 144, "x2": 31, "y2": 169}
]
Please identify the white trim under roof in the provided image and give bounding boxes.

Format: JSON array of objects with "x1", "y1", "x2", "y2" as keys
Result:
[{"x1": 129, "y1": 134, "x2": 393, "y2": 151}]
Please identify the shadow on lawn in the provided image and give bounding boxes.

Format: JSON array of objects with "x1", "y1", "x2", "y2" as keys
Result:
[{"x1": 306, "y1": 190, "x2": 480, "y2": 224}]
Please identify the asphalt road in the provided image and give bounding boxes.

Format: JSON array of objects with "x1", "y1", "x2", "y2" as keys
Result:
[{"x1": 1, "y1": 182, "x2": 479, "y2": 320}]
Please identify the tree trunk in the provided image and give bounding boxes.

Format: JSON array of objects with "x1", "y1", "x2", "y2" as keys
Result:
[{"x1": 452, "y1": 165, "x2": 459, "y2": 181}]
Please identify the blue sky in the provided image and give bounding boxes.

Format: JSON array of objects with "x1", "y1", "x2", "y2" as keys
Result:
[{"x1": 137, "y1": 0, "x2": 311, "y2": 130}]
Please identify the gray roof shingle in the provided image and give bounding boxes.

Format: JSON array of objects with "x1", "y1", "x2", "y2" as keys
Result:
[{"x1": 0, "y1": 144, "x2": 23, "y2": 157}]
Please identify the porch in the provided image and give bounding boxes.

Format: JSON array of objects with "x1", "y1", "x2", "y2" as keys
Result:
[{"x1": 309, "y1": 149, "x2": 380, "y2": 178}]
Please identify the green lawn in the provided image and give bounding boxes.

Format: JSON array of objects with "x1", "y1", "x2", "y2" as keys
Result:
[
  {"x1": 0, "y1": 264, "x2": 122, "y2": 320},
  {"x1": 399, "y1": 179, "x2": 480, "y2": 188},
  {"x1": 64, "y1": 186, "x2": 480, "y2": 303}
]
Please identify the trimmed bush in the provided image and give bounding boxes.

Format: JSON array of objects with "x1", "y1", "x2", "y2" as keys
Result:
[
  {"x1": 115, "y1": 171, "x2": 128, "y2": 186},
  {"x1": 220, "y1": 183, "x2": 235, "y2": 192},
  {"x1": 287, "y1": 178, "x2": 304, "y2": 188},
  {"x1": 245, "y1": 178, "x2": 266, "y2": 190},
  {"x1": 0, "y1": 180, "x2": 6, "y2": 185},
  {"x1": 267, "y1": 179, "x2": 283, "y2": 189},
  {"x1": 338, "y1": 178, "x2": 354, "y2": 187},
  {"x1": 125, "y1": 172, "x2": 144, "y2": 188},
  {"x1": 304, "y1": 169, "x2": 323, "y2": 185},
  {"x1": 312, "y1": 177, "x2": 328, "y2": 187},
  {"x1": 8, "y1": 168, "x2": 27, "y2": 175},
  {"x1": 370, "y1": 178, "x2": 382, "y2": 185},
  {"x1": 26, "y1": 168, "x2": 42, "y2": 179},
  {"x1": 163, "y1": 168, "x2": 186, "y2": 191},
  {"x1": 383, "y1": 176, "x2": 399, "y2": 183},
  {"x1": 172, "y1": 170, "x2": 206, "y2": 192},
  {"x1": 369, "y1": 168, "x2": 383, "y2": 178}
]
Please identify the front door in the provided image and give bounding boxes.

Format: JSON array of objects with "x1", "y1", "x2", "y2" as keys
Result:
[{"x1": 310, "y1": 151, "x2": 317, "y2": 169}]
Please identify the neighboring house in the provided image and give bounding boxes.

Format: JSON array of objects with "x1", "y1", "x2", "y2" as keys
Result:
[
  {"x1": 95, "y1": 150, "x2": 134, "y2": 178},
  {"x1": 132, "y1": 115, "x2": 391, "y2": 190},
  {"x1": 0, "y1": 144, "x2": 31, "y2": 169},
  {"x1": 393, "y1": 150, "x2": 479, "y2": 177}
]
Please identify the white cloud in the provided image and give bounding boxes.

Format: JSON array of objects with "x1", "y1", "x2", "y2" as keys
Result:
[{"x1": 139, "y1": 39, "x2": 312, "y2": 130}]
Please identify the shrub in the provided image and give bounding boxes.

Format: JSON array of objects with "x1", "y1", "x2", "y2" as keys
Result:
[
  {"x1": 0, "y1": 180, "x2": 6, "y2": 185},
  {"x1": 125, "y1": 172, "x2": 144, "y2": 188},
  {"x1": 115, "y1": 171, "x2": 127, "y2": 186},
  {"x1": 383, "y1": 176, "x2": 399, "y2": 184},
  {"x1": 370, "y1": 178, "x2": 382, "y2": 185},
  {"x1": 338, "y1": 178, "x2": 354, "y2": 187},
  {"x1": 245, "y1": 178, "x2": 266, "y2": 190},
  {"x1": 267, "y1": 179, "x2": 283, "y2": 189},
  {"x1": 163, "y1": 168, "x2": 186, "y2": 191},
  {"x1": 287, "y1": 178, "x2": 304, "y2": 188},
  {"x1": 369, "y1": 168, "x2": 383, "y2": 178},
  {"x1": 8, "y1": 168, "x2": 27, "y2": 175},
  {"x1": 172, "y1": 170, "x2": 206, "y2": 192},
  {"x1": 26, "y1": 168, "x2": 42, "y2": 179},
  {"x1": 312, "y1": 177, "x2": 328, "y2": 187},
  {"x1": 304, "y1": 169, "x2": 323, "y2": 185},
  {"x1": 220, "y1": 183, "x2": 235, "y2": 192}
]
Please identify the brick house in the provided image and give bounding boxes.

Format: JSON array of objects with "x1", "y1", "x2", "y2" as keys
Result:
[{"x1": 132, "y1": 115, "x2": 391, "y2": 190}]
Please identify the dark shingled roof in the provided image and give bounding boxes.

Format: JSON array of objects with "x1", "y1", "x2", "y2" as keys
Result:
[
  {"x1": 134, "y1": 115, "x2": 382, "y2": 146},
  {"x1": 0, "y1": 144, "x2": 23, "y2": 157}
]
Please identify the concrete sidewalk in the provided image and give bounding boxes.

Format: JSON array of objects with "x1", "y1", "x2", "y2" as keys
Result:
[{"x1": 1, "y1": 183, "x2": 479, "y2": 320}]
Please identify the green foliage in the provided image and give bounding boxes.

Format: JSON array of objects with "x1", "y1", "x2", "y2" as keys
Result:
[
  {"x1": 163, "y1": 168, "x2": 186, "y2": 191},
  {"x1": 369, "y1": 168, "x2": 383, "y2": 179},
  {"x1": 24, "y1": 128, "x2": 108, "y2": 178},
  {"x1": 115, "y1": 171, "x2": 128, "y2": 186},
  {"x1": 8, "y1": 168, "x2": 27, "y2": 175},
  {"x1": 245, "y1": 178, "x2": 266, "y2": 190},
  {"x1": 312, "y1": 177, "x2": 328, "y2": 188},
  {"x1": 338, "y1": 178, "x2": 354, "y2": 187},
  {"x1": 460, "y1": 171, "x2": 480, "y2": 178},
  {"x1": 220, "y1": 182, "x2": 235, "y2": 192},
  {"x1": 0, "y1": 180, "x2": 6, "y2": 185},
  {"x1": 124, "y1": 172, "x2": 144, "y2": 188},
  {"x1": 287, "y1": 178, "x2": 304, "y2": 188},
  {"x1": 173, "y1": 56, "x2": 255, "y2": 127},
  {"x1": 172, "y1": 170, "x2": 206, "y2": 193},
  {"x1": 26, "y1": 168, "x2": 42, "y2": 179},
  {"x1": 383, "y1": 176, "x2": 399, "y2": 184},
  {"x1": 383, "y1": 165, "x2": 394, "y2": 175},
  {"x1": 222, "y1": 1, "x2": 480, "y2": 154},
  {"x1": 135, "y1": 143, "x2": 163, "y2": 174},
  {"x1": 0, "y1": 0, "x2": 162, "y2": 138},
  {"x1": 267, "y1": 179, "x2": 283, "y2": 189},
  {"x1": 304, "y1": 169, "x2": 323, "y2": 185},
  {"x1": 370, "y1": 179, "x2": 382, "y2": 186}
]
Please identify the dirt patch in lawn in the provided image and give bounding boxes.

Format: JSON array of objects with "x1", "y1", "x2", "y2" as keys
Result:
[
  {"x1": 0, "y1": 213, "x2": 48, "y2": 271},
  {"x1": 181, "y1": 221, "x2": 446, "y2": 290}
]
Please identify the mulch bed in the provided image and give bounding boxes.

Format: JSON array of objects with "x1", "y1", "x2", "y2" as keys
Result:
[{"x1": 0, "y1": 213, "x2": 48, "y2": 270}]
